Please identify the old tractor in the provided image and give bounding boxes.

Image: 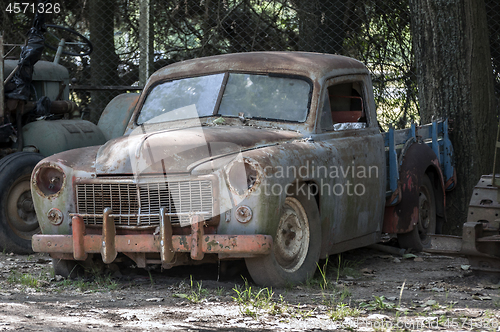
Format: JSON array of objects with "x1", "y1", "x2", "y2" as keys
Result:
[{"x1": 1, "y1": 19, "x2": 137, "y2": 254}]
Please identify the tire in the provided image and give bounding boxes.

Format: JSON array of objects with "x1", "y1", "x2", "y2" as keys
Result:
[
  {"x1": 0, "y1": 152, "x2": 44, "y2": 254},
  {"x1": 245, "y1": 193, "x2": 321, "y2": 287},
  {"x1": 398, "y1": 174, "x2": 436, "y2": 252}
]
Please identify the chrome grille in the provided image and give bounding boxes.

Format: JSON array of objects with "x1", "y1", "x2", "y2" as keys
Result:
[{"x1": 76, "y1": 180, "x2": 213, "y2": 227}]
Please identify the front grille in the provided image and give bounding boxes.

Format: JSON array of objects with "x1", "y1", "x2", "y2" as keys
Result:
[{"x1": 76, "y1": 179, "x2": 213, "y2": 227}]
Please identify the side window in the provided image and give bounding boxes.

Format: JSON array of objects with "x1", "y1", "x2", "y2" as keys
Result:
[{"x1": 320, "y1": 81, "x2": 367, "y2": 131}]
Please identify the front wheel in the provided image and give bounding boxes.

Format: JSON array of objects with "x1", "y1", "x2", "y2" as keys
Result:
[
  {"x1": 398, "y1": 174, "x2": 436, "y2": 251},
  {"x1": 245, "y1": 194, "x2": 321, "y2": 287},
  {"x1": 0, "y1": 152, "x2": 44, "y2": 254}
]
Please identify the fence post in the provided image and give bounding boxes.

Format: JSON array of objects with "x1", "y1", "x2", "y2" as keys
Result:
[{"x1": 139, "y1": 0, "x2": 153, "y2": 87}]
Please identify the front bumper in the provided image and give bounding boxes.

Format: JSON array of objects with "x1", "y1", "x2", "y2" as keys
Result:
[{"x1": 32, "y1": 207, "x2": 273, "y2": 266}]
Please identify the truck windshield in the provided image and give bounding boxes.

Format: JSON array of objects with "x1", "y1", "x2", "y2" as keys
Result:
[{"x1": 137, "y1": 73, "x2": 311, "y2": 124}]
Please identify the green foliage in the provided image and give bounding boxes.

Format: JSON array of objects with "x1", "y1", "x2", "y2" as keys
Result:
[
  {"x1": 7, "y1": 271, "x2": 40, "y2": 288},
  {"x1": 173, "y1": 275, "x2": 210, "y2": 303},
  {"x1": 329, "y1": 303, "x2": 361, "y2": 321},
  {"x1": 359, "y1": 295, "x2": 395, "y2": 311}
]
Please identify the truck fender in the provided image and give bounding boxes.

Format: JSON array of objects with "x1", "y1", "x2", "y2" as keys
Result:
[{"x1": 382, "y1": 142, "x2": 446, "y2": 234}]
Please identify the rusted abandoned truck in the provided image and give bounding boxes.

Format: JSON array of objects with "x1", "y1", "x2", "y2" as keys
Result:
[{"x1": 31, "y1": 52, "x2": 456, "y2": 286}]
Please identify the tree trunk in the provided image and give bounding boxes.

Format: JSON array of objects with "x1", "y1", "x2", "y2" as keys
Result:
[
  {"x1": 89, "y1": 0, "x2": 120, "y2": 123},
  {"x1": 486, "y1": 0, "x2": 500, "y2": 116},
  {"x1": 409, "y1": 0, "x2": 497, "y2": 234}
]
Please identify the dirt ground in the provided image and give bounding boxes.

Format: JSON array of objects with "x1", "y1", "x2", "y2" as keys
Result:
[{"x1": 0, "y1": 246, "x2": 499, "y2": 332}]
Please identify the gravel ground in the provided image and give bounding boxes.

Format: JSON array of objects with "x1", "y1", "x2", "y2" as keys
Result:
[{"x1": 0, "y1": 247, "x2": 498, "y2": 331}]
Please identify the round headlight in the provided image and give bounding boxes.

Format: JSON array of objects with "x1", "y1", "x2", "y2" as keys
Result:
[
  {"x1": 226, "y1": 157, "x2": 261, "y2": 196},
  {"x1": 34, "y1": 165, "x2": 66, "y2": 196}
]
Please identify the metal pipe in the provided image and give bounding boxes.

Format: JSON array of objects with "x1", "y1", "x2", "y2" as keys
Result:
[
  {"x1": 3, "y1": 64, "x2": 19, "y2": 86},
  {"x1": 53, "y1": 38, "x2": 65, "y2": 64},
  {"x1": 16, "y1": 102, "x2": 24, "y2": 151}
]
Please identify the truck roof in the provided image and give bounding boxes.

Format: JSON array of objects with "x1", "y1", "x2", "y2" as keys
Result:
[{"x1": 147, "y1": 52, "x2": 369, "y2": 86}]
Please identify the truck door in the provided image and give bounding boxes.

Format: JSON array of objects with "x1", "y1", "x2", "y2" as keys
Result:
[{"x1": 317, "y1": 76, "x2": 386, "y2": 252}]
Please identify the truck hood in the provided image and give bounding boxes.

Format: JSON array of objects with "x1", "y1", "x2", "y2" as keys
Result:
[{"x1": 95, "y1": 125, "x2": 301, "y2": 175}]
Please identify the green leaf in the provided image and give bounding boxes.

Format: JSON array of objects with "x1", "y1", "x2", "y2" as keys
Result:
[{"x1": 402, "y1": 253, "x2": 417, "y2": 259}]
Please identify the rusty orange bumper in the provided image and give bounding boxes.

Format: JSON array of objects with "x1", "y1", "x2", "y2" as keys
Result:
[{"x1": 32, "y1": 207, "x2": 272, "y2": 265}]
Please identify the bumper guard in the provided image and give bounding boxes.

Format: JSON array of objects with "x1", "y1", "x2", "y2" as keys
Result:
[{"x1": 32, "y1": 207, "x2": 273, "y2": 265}]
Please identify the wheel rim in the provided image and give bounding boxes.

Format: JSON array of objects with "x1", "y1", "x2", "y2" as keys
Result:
[
  {"x1": 7, "y1": 175, "x2": 39, "y2": 239},
  {"x1": 274, "y1": 197, "x2": 310, "y2": 273},
  {"x1": 417, "y1": 184, "x2": 434, "y2": 243}
]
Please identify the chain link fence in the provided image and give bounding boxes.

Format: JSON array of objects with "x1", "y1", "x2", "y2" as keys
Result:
[{"x1": 1, "y1": 0, "x2": 499, "y2": 126}]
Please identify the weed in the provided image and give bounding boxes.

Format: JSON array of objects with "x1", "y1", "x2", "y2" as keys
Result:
[
  {"x1": 359, "y1": 295, "x2": 395, "y2": 311},
  {"x1": 20, "y1": 273, "x2": 39, "y2": 288},
  {"x1": 321, "y1": 292, "x2": 337, "y2": 307},
  {"x1": 232, "y1": 278, "x2": 274, "y2": 317},
  {"x1": 317, "y1": 256, "x2": 330, "y2": 290},
  {"x1": 329, "y1": 303, "x2": 360, "y2": 321},
  {"x1": 268, "y1": 295, "x2": 288, "y2": 315},
  {"x1": 215, "y1": 286, "x2": 225, "y2": 297},
  {"x1": 290, "y1": 303, "x2": 314, "y2": 320},
  {"x1": 339, "y1": 286, "x2": 351, "y2": 302},
  {"x1": 7, "y1": 270, "x2": 19, "y2": 284},
  {"x1": 186, "y1": 275, "x2": 209, "y2": 303},
  {"x1": 398, "y1": 280, "x2": 406, "y2": 308},
  {"x1": 173, "y1": 276, "x2": 210, "y2": 303},
  {"x1": 8, "y1": 271, "x2": 40, "y2": 289},
  {"x1": 94, "y1": 273, "x2": 118, "y2": 291},
  {"x1": 147, "y1": 270, "x2": 154, "y2": 286},
  {"x1": 232, "y1": 278, "x2": 273, "y2": 305},
  {"x1": 333, "y1": 254, "x2": 362, "y2": 280}
]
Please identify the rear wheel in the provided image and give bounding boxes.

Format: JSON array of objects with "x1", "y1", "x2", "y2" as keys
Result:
[
  {"x1": 398, "y1": 174, "x2": 436, "y2": 251},
  {"x1": 0, "y1": 152, "x2": 44, "y2": 254},
  {"x1": 245, "y1": 194, "x2": 321, "y2": 287}
]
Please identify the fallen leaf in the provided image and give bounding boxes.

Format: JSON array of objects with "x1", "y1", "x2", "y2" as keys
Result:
[{"x1": 403, "y1": 253, "x2": 417, "y2": 259}]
